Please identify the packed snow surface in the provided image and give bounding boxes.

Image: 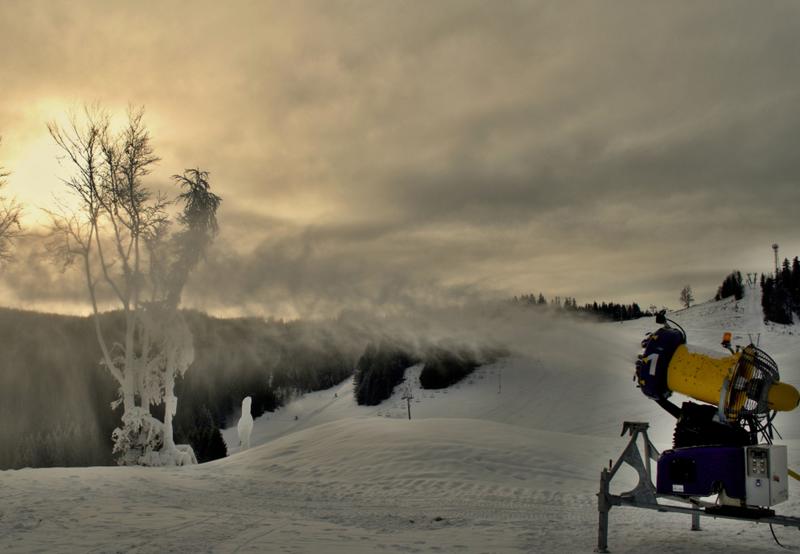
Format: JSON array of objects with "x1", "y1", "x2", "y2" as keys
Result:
[{"x1": 4, "y1": 287, "x2": 800, "y2": 552}]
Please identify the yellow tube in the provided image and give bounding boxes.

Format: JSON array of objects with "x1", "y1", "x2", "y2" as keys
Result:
[
  {"x1": 768, "y1": 381, "x2": 800, "y2": 411},
  {"x1": 666, "y1": 345, "x2": 737, "y2": 407},
  {"x1": 666, "y1": 344, "x2": 800, "y2": 412}
]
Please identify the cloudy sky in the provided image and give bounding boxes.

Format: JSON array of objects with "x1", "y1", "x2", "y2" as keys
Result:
[{"x1": 1, "y1": 0, "x2": 799, "y2": 318}]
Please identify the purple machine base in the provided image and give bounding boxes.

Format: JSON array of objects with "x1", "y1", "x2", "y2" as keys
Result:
[{"x1": 657, "y1": 446, "x2": 745, "y2": 500}]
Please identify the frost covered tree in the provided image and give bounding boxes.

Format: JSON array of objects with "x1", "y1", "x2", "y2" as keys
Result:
[
  {"x1": 141, "y1": 168, "x2": 221, "y2": 459},
  {"x1": 679, "y1": 284, "x2": 694, "y2": 309},
  {"x1": 47, "y1": 107, "x2": 221, "y2": 465},
  {"x1": 0, "y1": 138, "x2": 22, "y2": 264},
  {"x1": 237, "y1": 396, "x2": 253, "y2": 450}
]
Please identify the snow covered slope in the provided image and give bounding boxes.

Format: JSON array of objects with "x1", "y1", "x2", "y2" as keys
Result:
[
  {"x1": 222, "y1": 317, "x2": 671, "y2": 453},
  {"x1": 4, "y1": 287, "x2": 800, "y2": 553}
]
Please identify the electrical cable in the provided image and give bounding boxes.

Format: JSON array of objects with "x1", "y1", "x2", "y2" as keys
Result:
[
  {"x1": 769, "y1": 523, "x2": 786, "y2": 548},
  {"x1": 664, "y1": 316, "x2": 687, "y2": 342},
  {"x1": 769, "y1": 469, "x2": 800, "y2": 548}
]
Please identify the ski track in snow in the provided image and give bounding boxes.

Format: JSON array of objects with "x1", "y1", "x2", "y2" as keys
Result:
[{"x1": 3, "y1": 287, "x2": 800, "y2": 553}]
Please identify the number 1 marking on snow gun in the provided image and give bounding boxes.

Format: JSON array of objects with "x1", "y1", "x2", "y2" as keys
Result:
[{"x1": 647, "y1": 354, "x2": 659, "y2": 376}]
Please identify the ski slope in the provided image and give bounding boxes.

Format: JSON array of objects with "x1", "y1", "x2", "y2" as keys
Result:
[{"x1": 4, "y1": 287, "x2": 800, "y2": 553}]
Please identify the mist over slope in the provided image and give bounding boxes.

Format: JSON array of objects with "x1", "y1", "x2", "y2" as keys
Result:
[
  {"x1": 222, "y1": 317, "x2": 667, "y2": 454},
  {"x1": 0, "y1": 299, "x2": 556, "y2": 468},
  {"x1": 0, "y1": 309, "x2": 361, "y2": 468},
  {"x1": 226, "y1": 287, "x2": 792, "y2": 457}
]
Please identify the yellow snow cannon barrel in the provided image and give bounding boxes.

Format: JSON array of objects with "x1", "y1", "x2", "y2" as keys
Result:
[
  {"x1": 665, "y1": 345, "x2": 738, "y2": 407},
  {"x1": 666, "y1": 345, "x2": 800, "y2": 414}
]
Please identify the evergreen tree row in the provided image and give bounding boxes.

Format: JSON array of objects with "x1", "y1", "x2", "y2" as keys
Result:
[
  {"x1": 418, "y1": 347, "x2": 480, "y2": 390},
  {"x1": 352, "y1": 340, "x2": 509, "y2": 405},
  {"x1": 512, "y1": 294, "x2": 645, "y2": 321},
  {"x1": 715, "y1": 271, "x2": 745, "y2": 301},
  {"x1": 761, "y1": 257, "x2": 800, "y2": 324},
  {"x1": 352, "y1": 342, "x2": 416, "y2": 406},
  {"x1": 578, "y1": 301, "x2": 644, "y2": 321}
]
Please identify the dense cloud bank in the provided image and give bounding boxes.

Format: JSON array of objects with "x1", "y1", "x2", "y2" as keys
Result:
[{"x1": 2, "y1": 1, "x2": 799, "y2": 314}]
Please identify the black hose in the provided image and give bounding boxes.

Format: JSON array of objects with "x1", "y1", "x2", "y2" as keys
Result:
[
  {"x1": 665, "y1": 317, "x2": 687, "y2": 342},
  {"x1": 770, "y1": 523, "x2": 786, "y2": 548},
  {"x1": 656, "y1": 397, "x2": 681, "y2": 419}
]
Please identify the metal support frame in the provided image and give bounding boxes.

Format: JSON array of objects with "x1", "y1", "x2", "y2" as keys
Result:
[{"x1": 596, "y1": 421, "x2": 800, "y2": 552}]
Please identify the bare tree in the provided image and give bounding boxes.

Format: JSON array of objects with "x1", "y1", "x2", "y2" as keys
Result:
[
  {"x1": 47, "y1": 106, "x2": 221, "y2": 465},
  {"x1": 0, "y1": 138, "x2": 22, "y2": 264},
  {"x1": 679, "y1": 284, "x2": 694, "y2": 309}
]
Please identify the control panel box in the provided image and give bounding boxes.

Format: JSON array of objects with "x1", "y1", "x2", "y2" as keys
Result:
[{"x1": 745, "y1": 445, "x2": 787, "y2": 507}]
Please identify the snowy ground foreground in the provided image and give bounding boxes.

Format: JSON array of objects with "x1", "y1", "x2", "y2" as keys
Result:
[{"x1": 4, "y1": 286, "x2": 800, "y2": 553}]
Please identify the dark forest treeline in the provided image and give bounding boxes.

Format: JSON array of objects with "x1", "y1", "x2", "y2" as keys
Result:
[
  {"x1": 0, "y1": 308, "x2": 361, "y2": 469},
  {"x1": 352, "y1": 341, "x2": 507, "y2": 405},
  {"x1": 1, "y1": 305, "x2": 510, "y2": 469},
  {"x1": 0, "y1": 308, "x2": 118, "y2": 468},
  {"x1": 762, "y1": 257, "x2": 800, "y2": 324},
  {"x1": 418, "y1": 346, "x2": 481, "y2": 390},
  {"x1": 352, "y1": 342, "x2": 417, "y2": 406},
  {"x1": 512, "y1": 293, "x2": 646, "y2": 321},
  {"x1": 715, "y1": 271, "x2": 745, "y2": 301}
]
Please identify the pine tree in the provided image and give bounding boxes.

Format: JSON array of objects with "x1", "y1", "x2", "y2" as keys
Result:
[
  {"x1": 781, "y1": 258, "x2": 792, "y2": 286},
  {"x1": 715, "y1": 271, "x2": 744, "y2": 301},
  {"x1": 761, "y1": 275, "x2": 793, "y2": 324},
  {"x1": 792, "y1": 257, "x2": 800, "y2": 310}
]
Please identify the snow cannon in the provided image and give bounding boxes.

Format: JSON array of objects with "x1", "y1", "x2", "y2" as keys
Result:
[
  {"x1": 595, "y1": 312, "x2": 800, "y2": 553},
  {"x1": 635, "y1": 324, "x2": 800, "y2": 421},
  {"x1": 633, "y1": 312, "x2": 799, "y2": 510}
]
